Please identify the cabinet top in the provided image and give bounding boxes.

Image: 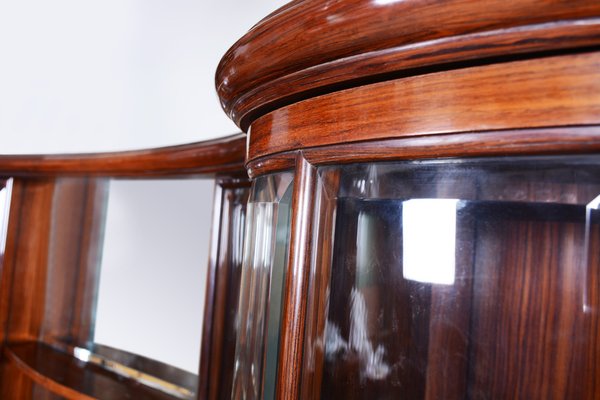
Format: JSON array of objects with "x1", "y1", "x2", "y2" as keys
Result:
[{"x1": 216, "y1": 0, "x2": 600, "y2": 132}]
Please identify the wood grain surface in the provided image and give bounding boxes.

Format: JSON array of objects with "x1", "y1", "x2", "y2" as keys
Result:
[
  {"x1": 246, "y1": 127, "x2": 600, "y2": 178},
  {"x1": 2, "y1": 343, "x2": 177, "y2": 400},
  {"x1": 275, "y1": 155, "x2": 317, "y2": 400},
  {"x1": 248, "y1": 52, "x2": 600, "y2": 163},
  {"x1": 217, "y1": 0, "x2": 600, "y2": 129},
  {"x1": 199, "y1": 180, "x2": 250, "y2": 400},
  {"x1": 0, "y1": 134, "x2": 246, "y2": 177}
]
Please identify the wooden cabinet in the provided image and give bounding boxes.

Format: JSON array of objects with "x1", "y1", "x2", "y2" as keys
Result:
[
  {"x1": 0, "y1": 136, "x2": 249, "y2": 399},
  {"x1": 216, "y1": 1, "x2": 600, "y2": 399},
  {"x1": 2, "y1": 1, "x2": 600, "y2": 399}
]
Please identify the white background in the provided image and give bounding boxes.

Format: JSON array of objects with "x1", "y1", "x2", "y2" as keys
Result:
[{"x1": 0, "y1": 0, "x2": 287, "y2": 154}]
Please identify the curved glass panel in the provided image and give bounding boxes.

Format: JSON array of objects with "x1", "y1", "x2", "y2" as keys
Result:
[
  {"x1": 232, "y1": 172, "x2": 294, "y2": 400},
  {"x1": 302, "y1": 155, "x2": 600, "y2": 399}
]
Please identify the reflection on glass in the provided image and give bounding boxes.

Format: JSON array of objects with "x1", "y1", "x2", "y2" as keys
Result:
[
  {"x1": 26, "y1": 177, "x2": 232, "y2": 399},
  {"x1": 0, "y1": 180, "x2": 12, "y2": 258},
  {"x1": 402, "y1": 199, "x2": 458, "y2": 285},
  {"x1": 303, "y1": 155, "x2": 600, "y2": 399},
  {"x1": 232, "y1": 172, "x2": 293, "y2": 400},
  {"x1": 94, "y1": 179, "x2": 214, "y2": 374}
]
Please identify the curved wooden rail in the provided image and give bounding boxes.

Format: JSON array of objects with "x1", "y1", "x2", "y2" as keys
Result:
[
  {"x1": 2, "y1": 343, "x2": 180, "y2": 400},
  {"x1": 216, "y1": 0, "x2": 600, "y2": 129},
  {"x1": 0, "y1": 134, "x2": 246, "y2": 177}
]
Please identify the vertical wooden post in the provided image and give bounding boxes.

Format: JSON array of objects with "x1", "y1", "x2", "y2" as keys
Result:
[{"x1": 276, "y1": 153, "x2": 317, "y2": 400}]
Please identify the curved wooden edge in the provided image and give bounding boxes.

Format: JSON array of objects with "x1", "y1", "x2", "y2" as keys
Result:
[
  {"x1": 248, "y1": 52, "x2": 600, "y2": 163},
  {"x1": 246, "y1": 126, "x2": 600, "y2": 178},
  {"x1": 216, "y1": 0, "x2": 600, "y2": 129},
  {"x1": 0, "y1": 133, "x2": 246, "y2": 178},
  {"x1": 231, "y1": 20, "x2": 600, "y2": 130},
  {"x1": 3, "y1": 345, "x2": 96, "y2": 400}
]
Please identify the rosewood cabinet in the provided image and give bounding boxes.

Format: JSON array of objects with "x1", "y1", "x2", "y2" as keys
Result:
[
  {"x1": 0, "y1": 136, "x2": 251, "y2": 399},
  {"x1": 216, "y1": 1, "x2": 600, "y2": 399},
  {"x1": 2, "y1": 1, "x2": 600, "y2": 399}
]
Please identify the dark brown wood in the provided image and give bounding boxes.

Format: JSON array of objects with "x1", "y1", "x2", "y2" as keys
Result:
[
  {"x1": 299, "y1": 170, "x2": 339, "y2": 399},
  {"x1": 40, "y1": 179, "x2": 108, "y2": 349},
  {"x1": 275, "y1": 155, "x2": 317, "y2": 400},
  {"x1": 0, "y1": 135, "x2": 249, "y2": 399},
  {"x1": 2, "y1": 342, "x2": 178, "y2": 400},
  {"x1": 0, "y1": 178, "x2": 107, "y2": 346},
  {"x1": 217, "y1": 0, "x2": 600, "y2": 129},
  {"x1": 296, "y1": 160, "x2": 600, "y2": 399},
  {"x1": 0, "y1": 179, "x2": 56, "y2": 343},
  {"x1": 246, "y1": 127, "x2": 600, "y2": 178},
  {"x1": 0, "y1": 133, "x2": 246, "y2": 178},
  {"x1": 248, "y1": 52, "x2": 600, "y2": 163},
  {"x1": 468, "y1": 219, "x2": 588, "y2": 398},
  {"x1": 199, "y1": 179, "x2": 250, "y2": 400},
  {"x1": 199, "y1": 182, "x2": 224, "y2": 400},
  {"x1": 585, "y1": 210, "x2": 600, "y2": 399}
]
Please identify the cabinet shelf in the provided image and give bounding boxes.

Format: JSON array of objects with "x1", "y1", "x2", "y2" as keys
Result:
[{"x1": 1, "y1": 342, "x2": 189, "y2": 400}]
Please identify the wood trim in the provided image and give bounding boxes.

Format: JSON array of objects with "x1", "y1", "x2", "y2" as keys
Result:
[
  {"x1": 0, "y1": 179, "x2": 55, "y2": 343},
  {"x1": 199, "y1": 179, "x2": 251, "y2": 400},
  {"x1": 299, "y1": 170, "x2": 339, "y2": 400},
  {"x1": 198, "y1": 182, "x2": 225, "y2": 400},
  {"x1": 248, "y1": 52, "x2": 600, "y2": 163},
  {"x1": 246, "y1": 126, "x2": 600, "y2": 178},
  {"x1": 227, "y1": 20, "x2": 600, "y2": 130},
  {"x1": 275, "y1": 154, "x2": 317, "y2": 400},
  {"x1": 217, "y1": 0, "x2": 600, "y2": 129},
  {"x1": 0, "y1": 134, "x2": 246, "y2": 178},
  {"x1": 3, "y1": 346, "x2": 95, "y2": 400}
]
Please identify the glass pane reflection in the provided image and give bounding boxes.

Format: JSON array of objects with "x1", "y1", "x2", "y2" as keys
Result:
[
  {"x1": 303, "y1": 156, "x2": 600, "y2": 400},
  {"x1": 232, "y1": 172, "x2": 293, "y2": 400}
]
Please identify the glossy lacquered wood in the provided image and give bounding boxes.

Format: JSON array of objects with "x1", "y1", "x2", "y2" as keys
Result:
[
  {"x1": 0, "y1": 179, "x2": 106, "y2": 346},
  {"x1": 0, "y1": 134, "x2": 245, "y2": 177},
  {"x1": 246, "y1": 127, "x2": 600, "y2": 178},
  {"x1": 199, "y1": 179, "x2": 250, "y2": 400},
  {"x1": 0, "y1": 179, "x2": 56, "y2": 343},
  {"x1": 217, "y1": 0, "x2": 600, "y2": 129},
  {"x1": 276, "y1": 155, "x2": 317, "y2": 400},
  {"x1": 2, "y1": 343, "x2": 176, "y2": 400},
  {"x1": 0, "y1": 135, "x2": 250, "y2": 398},
  {"x1": 247, "y1": 52, "x2": 600, "y2": 163}
]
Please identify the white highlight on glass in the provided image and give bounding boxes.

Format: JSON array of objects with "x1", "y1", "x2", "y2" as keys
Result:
[
  {"x1": 402, "y1": 199, "x2": 459, "y2": 285},
  {"x1": 74, "y1": 347, "x2": 92, "y2": 363},
  {"x1": 0, "y1": 180, "x2": 13, "y2": 258}
]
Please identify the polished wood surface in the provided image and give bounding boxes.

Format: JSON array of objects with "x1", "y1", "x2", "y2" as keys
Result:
[
  {"x1": 199, "y1": 180, "x2": 250, "y2": 400},
  {"x1": 2, "y1": 342, "x2": 176, "y2": 400},
  {"x1": 275, "y1": 155, "x2": 317, "y2": 400},
  {"x1": 0, "y1": 179, "x2": 106, "y2": 346},
  {"x1": 246, "y1": 127, "x2": 600, "y2": 178},
  {"x1": 0, "y1": 134, "x2": 245, "y2": 177},
  {"x1": 0, "y1": 134, "x2": 249, "y2": 397},
  {"x1": 0, "y1": 179, "x2": 56, "y2": 343},
  {"x1": 215, "y1": 1, "x2": 600, "y2": 399},
  {"x1": 217, "y1": 0, "x2": 600, "y2": 129},
  {"x1": 248, "y1": 52, "x2": 600, "y2": 163},
  {"x1": 300, "y1": 170, "x2": 339, "y2": 400}
]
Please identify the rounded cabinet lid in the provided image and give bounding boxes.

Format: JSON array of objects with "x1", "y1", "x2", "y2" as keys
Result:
[{"x1": 216, "y1": 0, "x2": 600, "y2": 131}]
